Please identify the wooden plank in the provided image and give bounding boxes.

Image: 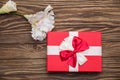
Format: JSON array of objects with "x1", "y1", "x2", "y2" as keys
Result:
[
  {"x1": 0, "y1": 3, "x2": 119, "y2": 29},
  {"x1": 0, "y1": 72, "x2": 120, "y2": 80},
  {"x1": 0, "y1": 58, "x2": 119, "y2": 78},
  {"x1": 0, "y1": 27, "x2": 120, "y2": 43},
  {"x1": 0, "y1": 42, "x2": 119, "y2": 59},
  {"x1": 0, "y1": 0, "x2": 119, "y2": 27},
  {"x1": 0, "y1": 73, "x2": 120, "y2": 80},
  {"x1": 0, "y1": 43, "x2": 46, "y2": 59}
]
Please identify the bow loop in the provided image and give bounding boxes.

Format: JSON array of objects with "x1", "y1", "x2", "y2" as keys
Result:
[
  {"x1": 72, "y1": 36, "x2": 89, "y2": 52},
  {"x1": 60, "y1": 50, "x2": 73, "y2": 61}
]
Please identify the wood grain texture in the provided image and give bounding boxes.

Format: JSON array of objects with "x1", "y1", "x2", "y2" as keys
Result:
[
  {"x1": 0, "y1": 27, "x2": 120, "y2": 43},
  {"x1": 0, "y1": 42, "x2": 119, "y2": 59},
  {"x1": 0, "y1": 0, "x2": 120, "y2": 80}
]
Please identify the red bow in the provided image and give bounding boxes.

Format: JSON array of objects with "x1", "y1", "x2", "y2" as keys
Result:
[{"x1": 60, "y1": 36, "x2": 89, "y2": 67}]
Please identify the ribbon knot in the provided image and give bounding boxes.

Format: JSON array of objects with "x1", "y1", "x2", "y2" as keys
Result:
[{"x1": 60, "y1": 36, "x2": 89, "y2": 68}]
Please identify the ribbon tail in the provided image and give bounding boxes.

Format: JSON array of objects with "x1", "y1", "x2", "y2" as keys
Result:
[
  {"x1": 67, "y1": 54, "x2": 77, "y2": 68},
  {"x1": 77, "y1": 53, "x2": 87, "y2": 65}
]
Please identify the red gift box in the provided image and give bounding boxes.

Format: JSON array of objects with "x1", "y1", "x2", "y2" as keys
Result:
[{"x1": 47, "y1": 32, "x2": 102, "y2": 72}]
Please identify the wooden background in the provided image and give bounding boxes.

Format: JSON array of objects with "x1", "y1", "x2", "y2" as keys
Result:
[{"x1": 0, "y1": 0, "x2": 120, "y2": 80}]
